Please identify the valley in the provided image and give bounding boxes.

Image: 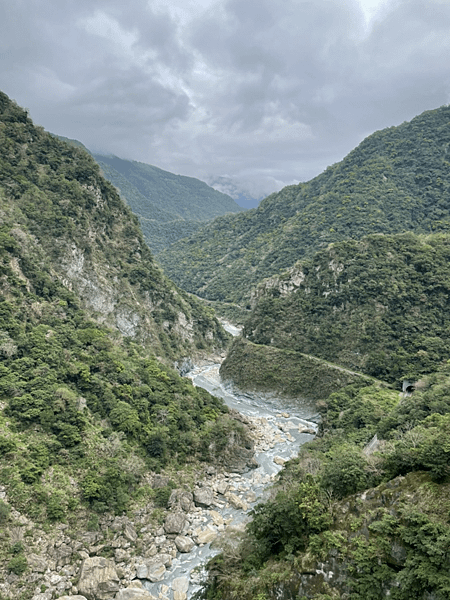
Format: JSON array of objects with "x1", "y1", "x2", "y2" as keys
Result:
[{"x1": 1, "y1": 90, "x2": 450, "y2": 600}]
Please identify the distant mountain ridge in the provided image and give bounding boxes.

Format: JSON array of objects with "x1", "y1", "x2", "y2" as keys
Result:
[
  {"x1": 93, "y1": 154, "x2": 244, "y2": 254},
  {"x1": 158, "y1": 105, "x2": 450, "y2": 304}
]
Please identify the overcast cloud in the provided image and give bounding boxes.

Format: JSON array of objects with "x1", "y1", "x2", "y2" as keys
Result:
[{"x1": 1, "y1": 0, "x2": 450, "y2": 204}]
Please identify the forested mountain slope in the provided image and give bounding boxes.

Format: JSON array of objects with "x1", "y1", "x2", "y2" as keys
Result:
[
  {"x1": 159, "y1": 105, "x2": 450, "y2": 304},
  {"x1": 0, "y1": 91, "x2": 228, "y2": 360},
  {"x1": 93, "y1": 154, "x2": 244, "y2": 254},
  {"x1": 231, "y1": 232, "x2": 450, "y2": 386},
  {"x1": 0, "y1": 91, "x2": 253, "y2": 599}
]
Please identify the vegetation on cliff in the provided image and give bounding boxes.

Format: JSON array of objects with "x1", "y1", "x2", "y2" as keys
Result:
[
  {"x1": 159, "y1": 105, "x2": 450, "y2": 305},
  {"x1": 0, "y1": 91, "x2": 228, "y2": 359},
  {"x1": 220, "y1": 337, "x2": 378, "y2": 400}
]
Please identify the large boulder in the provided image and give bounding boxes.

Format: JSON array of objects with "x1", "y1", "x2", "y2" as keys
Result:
[
  {"x1": 27, "y1": 553, "x2": 49, "y2": 573},
  {"x1": 164, "y1": 511, "x2": 186, "y2": 534},
  {"x1": 135, "y1": 557, "x2": 168, "y2": 582},
  {"x1": 168, "y1": 489, "x2": 194, "y2": 512},
  {"x1": 123, "y1": 523, "x2": 137, "y2": 543},
  {"x1": 172, "y1": 576, "x2": 189, "y2": 600},
  {"x1": 225, "y1": 492, "x2": 248, "y2": 511},
  {"x1": 193, "y1": 487, "x2": 214, "y2": 508},
  {"x1": 115, "y1": 587, "x2": 157, "y2": 600},
  {"x1": 78, "y1": 557, "x2": 120, "y2": 600},
  {"x1": 174, "y1": 535, "x2": 195, "y2": 553}
]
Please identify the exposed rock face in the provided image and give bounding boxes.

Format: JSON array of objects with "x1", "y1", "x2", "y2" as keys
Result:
[
  {"x1": 78, "y1": 557, "x2": 120, "y2": 600},
  {"x1": 250, "y1": 266, "x2": 306, "y2": 307}
]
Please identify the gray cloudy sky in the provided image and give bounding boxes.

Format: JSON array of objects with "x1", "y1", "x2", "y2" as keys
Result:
[{"x1": 1, "y1": 0, "x2": 450, "y2": 204}]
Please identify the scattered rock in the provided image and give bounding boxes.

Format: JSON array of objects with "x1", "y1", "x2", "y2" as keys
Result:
[
  {"x1": 115, "y1": 588, "x2": 157, "y2": 600},
  {"x1": 136, "y1": 558, "x2": 167, "y2": 582},
  {"x1": 27, "y1": 553, "x2": 48, "y2": 573},
  {"x1": 298, "y1": 424, "x2": 316, "y2": 434},
  {"x1": 246, "y1": 491, "x2": 257, "y2": 503},
  {"x1": 209, "y1": 510, "x2": 224, "y2": 527},
  {"x1": 169, "y1": 490, "x2": 193, "y2": 512},
  {"x1": 215, "y1": 480, "x2": 229, "y2": 495},
  {"x1": 225, "y1": 492, "x2": 248, "y2": 511},
  {"x1": 274, "y1": 456, "x2": 287, "y2": 466},
  {"x1": 123, "y1": 524, "x2": 137, "y2": 543},
  {"x1": 194, "y1": 526, "x2": 217, "y2": 545},
  {"x1": 152, "y1": 475, "x2": 170, "y2": 489},
  {"x1": 172, "y1": 576, "x2": 189, "y2": 593}
]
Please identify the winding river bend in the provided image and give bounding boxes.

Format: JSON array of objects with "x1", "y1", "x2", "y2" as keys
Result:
[{"x1": 143, "y1": 350, "x2": 320, "y2": 600}]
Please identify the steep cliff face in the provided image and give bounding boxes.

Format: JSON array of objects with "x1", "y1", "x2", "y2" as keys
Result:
[{"x1": 0, "y1": 91, "x2": 227, "y2": 359}]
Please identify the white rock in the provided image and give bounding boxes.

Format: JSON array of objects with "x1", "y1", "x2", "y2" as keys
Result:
[
  {"x1": 225, "y1": 492, "x2": 248, "y2": 511},
  {"x1": 172, "y1": 576, "x2": 189, "y2": 594},
  {"x1": 115, "y1": 588, "x2": 157, "y2": 600},
  {"x1": 194, "y1": 527, "x2": 217, "y2": 545},
  {"x1": 174, "y1": 536, "x2": 195, "y2": 553},
  {"x1": 208, "y1": 510, "x2": 224, "y2": 527}
]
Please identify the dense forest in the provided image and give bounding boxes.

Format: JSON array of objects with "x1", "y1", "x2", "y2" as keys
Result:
[
  {"x1": 198, "y1": 362, "x2": 450, "y2": 599},
  {"x1": 190, "y1": 110, "x2": 450, "y2": 599},
  {"x1": 54, "y1": 138, "x2": 243, "y2": 256},
  {"x1": 233, "y1": 232, "x2": 450, "y2": 385},
  {"x1": 159, "y1": 105, "x2": 450, "y2": 306}
]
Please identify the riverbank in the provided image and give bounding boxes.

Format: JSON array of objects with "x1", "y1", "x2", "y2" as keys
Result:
[{"x1": 8, "y1": 361, "x2": 317, "y2": 600}]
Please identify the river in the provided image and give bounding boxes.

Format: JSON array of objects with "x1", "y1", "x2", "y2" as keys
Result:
[{"x1": 143, "y1": 351, "x2": 320, "y2": 600}]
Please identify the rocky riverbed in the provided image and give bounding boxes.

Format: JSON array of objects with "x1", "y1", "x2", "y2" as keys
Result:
[{"x1": 1, "y1": 362, "x2": 318, "y2": 600}]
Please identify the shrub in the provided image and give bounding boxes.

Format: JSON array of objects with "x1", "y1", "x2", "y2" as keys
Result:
[
  {"x1": 321, "y1": 445, "x2": 371, "y2": 498},
  {"x1": 0, "y1": 500, "x2": 10, "y2": 523},
  {"x1": 7, "y1": 554, "x2": 27, "y2": 576}
]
